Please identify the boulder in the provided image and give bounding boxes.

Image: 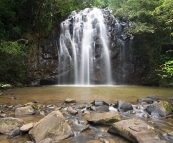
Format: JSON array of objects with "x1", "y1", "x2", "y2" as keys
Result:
[
  {"x1": 96, "y1": 105, "x2": 109, "y2": 112},
  {"x1": 0, "y1": 113, "x2": 6, "y2": 118},
  {"x1": 108, "y1": 118, "x2": 166, "y2": 143},
  {"x1": 29, "y1": 110, "x2": 73, "y2": 142},
  {"x1": 145, "y1": 101, "x2": 172, "y2": 117},
  {"x1": 83, "y1": 111, "x2": 121, "y2": 125},
  {"x1": 65, "y1": 98, "x2": 76, "y2": 103},
  {"x1": 12, "y1": 104, "x2": 23, "y2": 111},
  {"x1": 147, "y1": 95, "x2": 159, "y2": 101},
  {"x1": 168, "y1": 97, "x2": 173, "y2": 101},
  {"x1": 38, "y1": 138, "x2": 53, "y2": 143},
  {"x1": 0, "y1": 117, "x2": 25, "y2": 135},
  {"x1": 15, "y1": 106, "x2": 35, "y2": 116},
  {"x1": 118, "y1": 100, "x2": 133, "y2": 112},
  {"x1": 8, "y1": 127, "x2": 20, "y2": 138},
  {"x1": 68, "y1": 119, "x2": 88, "y2": 135},
  {"x1": 137, "y1": 98, "x2": 154, "y2": 104},
  {"x1": 20, "y1": 122, "x2": 34, "y2": 132},
  {"x1": 92, "y1": 100, "x2": 109, "y2": 106},
  {"x1": 67, "y1": 106, "x2": 78, "y2": 115},
  {"x1": 87, "y1": 140, "x2": 102, "y2": 143}
]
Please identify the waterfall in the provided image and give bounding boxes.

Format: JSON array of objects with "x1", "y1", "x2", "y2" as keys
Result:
[{"x1": 58, "y1": 8, "x2": 112, "y2": 85}]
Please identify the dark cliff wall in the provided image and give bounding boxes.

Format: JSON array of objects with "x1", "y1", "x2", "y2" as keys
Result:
[{"x1": 28, "y1": 8, "x2": 153, "y2": 86}]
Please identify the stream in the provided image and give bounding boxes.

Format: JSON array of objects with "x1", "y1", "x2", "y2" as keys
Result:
[{"x1": 0, "y1": 85, "x2": 173, "y2": 143}]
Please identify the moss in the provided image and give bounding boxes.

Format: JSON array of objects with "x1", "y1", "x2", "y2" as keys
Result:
[
  {"x1": 162, "y1": 101, "x2": 172, "y2": 112},
  {"x1": 105, "y1": 118, "x2": 117, "y2": 123},
  {"x1": 36, "y1": 104, "x2": 42, "y2": 110},
  {"x1": 105, "y1": 115, "x2": 121, "y2": 124},
  {"x1": 111, "y1": 125, "x2": 138, "y2": 143}
]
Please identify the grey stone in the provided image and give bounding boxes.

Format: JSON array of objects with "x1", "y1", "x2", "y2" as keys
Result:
[
  {"x1": 67, "y1": 106, "x2": 78, "y2": 115},
  {"x1": 38, "y1": 138, "x2": 53, "y2": 143},
  {"x1": 15, "y1": 106, "x2": 35, "y2": 116},
  {"x1": 29, "y1": 111, "x2": 73, "y2": 142},
  {"x1": 20, "y1": 122, "x2": 34, "y2": 132},
  {"x1": 84, "y1": 111, "x2": 121, "y2": 125},
  {"x1": 137, "y1": 98, "x2": 154, "y2": 104},
  {"x1": 0, "y1": 117, "x2": 25, "y2": 135},
  {"x1": 145, "y1": 101, "x2": 172, "y2": 117},
  {"x1": 108, "y1": 118, "x2": 166, "y2": 143},
  {"x1": 12, "y1": 104, "x2": 23, "y2": 111},
  {"x1": 118, "y1": 100, "x2": 133, "y2": 112},
  {"x1": 8, "y1": 127, "x2": 20, "y2": 137},
  {"x1": 0, "y1": 113, "x2": 6, "y2": 118},
  {"x1": 65, "y1": 98, "x2": 76, "y2": 103},
  {"x1": 25, "y1": 141, "x2": 34, "y2": 143}
]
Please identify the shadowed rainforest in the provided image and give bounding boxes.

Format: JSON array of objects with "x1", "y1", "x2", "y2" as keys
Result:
[{"x1": 0, "y1": 0, "x2": 173, "y2": 143}]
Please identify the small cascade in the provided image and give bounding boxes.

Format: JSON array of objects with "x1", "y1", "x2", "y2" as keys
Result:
[{"x1": 58, "y1": 8, "x2": 112, "y2": 85}]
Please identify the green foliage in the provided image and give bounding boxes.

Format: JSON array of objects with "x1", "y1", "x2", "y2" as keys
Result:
[
  {"x1": 159, "y1": 60, "x2": 173, "y2": 78},
  {"x1": 108, "y1": 0, "x2": 173, "y2": 86},
  {"x1": 125, "y1": 22, "x2": 154, "y2": 36},
  {"x1": 157, "y1": 60, "x2": 173, "y2": 86},
  {"x1": 152, "y1": 0, "x2": 173, "y2": 44},
  {"x1": 0, "y1": 0, "x2": 104, "y2": 85},
  {"x1": 0, "y1": 0, "x2": 172, "y2": 86},
  {"x1": 108, "y1": 0, "x2": 160, "y2": 35},
  {"x1": 0, "y1": 40, "x2": 28, "y2": 84}
]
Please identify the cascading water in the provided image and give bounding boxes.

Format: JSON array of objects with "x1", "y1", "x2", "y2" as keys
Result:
[{"x1": 58, "y1": 8, "x2": 112, "y2": 85}]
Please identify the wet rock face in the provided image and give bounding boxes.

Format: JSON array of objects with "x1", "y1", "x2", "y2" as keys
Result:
[
  {"x1": 145, "y1": 101, "x2": 173, "y2": 117},
  {"x1": 108, "y1": 118, "x2": 166, "y2": 143},
  {"x1": 27, "y1": 8, "x2": 156, "y2": 85},
  {"x1": 20, "y1": 122, "x2": 34, "y2": 132},
  {"x1": 0, "y1": 97, "x2": 172, "y2": 142},
  {"x1": 116, "y1": 100, "x2": 133, "y2": 112},
  {"x1": 84, "y1": 111, "x2": 121, "y2": 125},
  {"x1": 15, "y1": 106, "x2": 35, "y2": 116},
  {"x1": 0, "y1": 117, "x2": 25, "y2": 135},
  {"x1": 29, "y1": 111, "x2": 73, "y2": 142}
]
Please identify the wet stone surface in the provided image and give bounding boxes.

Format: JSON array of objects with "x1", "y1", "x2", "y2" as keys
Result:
[{"x1": 0, "y1": 96, "x2": 172, "y2": 143}]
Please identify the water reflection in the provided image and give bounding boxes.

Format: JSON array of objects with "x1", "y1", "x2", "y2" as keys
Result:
[
  {"x1": 0, "y1": 85, "x2": 172, "y2": 142},
  {"x1": 1, "y1": 85, "x2": 173, "y2": 105}
]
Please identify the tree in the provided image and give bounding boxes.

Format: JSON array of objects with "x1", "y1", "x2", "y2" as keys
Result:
[
  {"x1": 0, "y1": 0, "x2": 104, "y2": 85},
  {"x1": 108, "y1": 0, "x2": 173, "y2": 86}
]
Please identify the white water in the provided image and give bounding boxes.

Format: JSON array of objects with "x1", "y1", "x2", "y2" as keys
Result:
[{"x1": 58, "y1": 8, "x2": 112, "y2": 85}]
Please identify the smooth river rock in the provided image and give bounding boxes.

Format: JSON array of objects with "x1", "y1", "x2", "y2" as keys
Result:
[
  {"x1": 0, "y1": 117, "x2": 25, "y2": 135},
  {"x1": 65, "y1": 98, "x2": 76, "y2": 103},
  {"x1": 108, "y1": 118, "x2": 166, "y2": 143},
  {"x1": 83, "y1": 111, "x2": 121, "y2": 125},
  {"x1": 29, "y1": 110, "x2": 73, "y2": 142},
  {"x1": 118, "y1": 100, "x2": 133, "y2": 112},
  {"x1": 20, "y1": 122, "x2": 34, "y2": 132},
  {"x1": 145, "y1": 101, "x2": 172, "y2": 117},
  {"x1": 137, "y1": 98, "x2": 155, "y2": 104},
  {"x1": 67, "y1": 106, "x2": 78, "y2": 115},
  {"x1": 15, "y1": 106, "x2": 35, "y2": 116}
]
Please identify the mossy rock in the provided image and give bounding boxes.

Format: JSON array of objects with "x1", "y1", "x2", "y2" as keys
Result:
[
  {"x1": 84, "y1": 111, "x2": 121, "y2": 125},
  {"x1": 162, "y1": 101, "x2": 172, "y2": 112},
  {"x1": 29, "y1": 111, "x2": 73, "y2": 142},
  {"x1": 145, "y1": 101, "x2": 172, "y2": 117},
  {"x1": 108, "y1": 118, "x2": 166, "y2": 143},
  {"x1": 0, "y1": 117, "x2": 25, "y2": 134},
  {"x1": 105, "y1": 117, "x2": 121, "y2": 124}
]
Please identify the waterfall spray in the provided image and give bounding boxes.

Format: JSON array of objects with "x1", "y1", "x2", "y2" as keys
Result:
[{"x1": 58, "y1": 8, "x2": 112, "y2": 85}]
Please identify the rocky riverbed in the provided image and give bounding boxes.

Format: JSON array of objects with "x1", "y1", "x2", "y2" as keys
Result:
[{"x1": 0, "y1": 90, "x2": 173, "y2": 143}]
